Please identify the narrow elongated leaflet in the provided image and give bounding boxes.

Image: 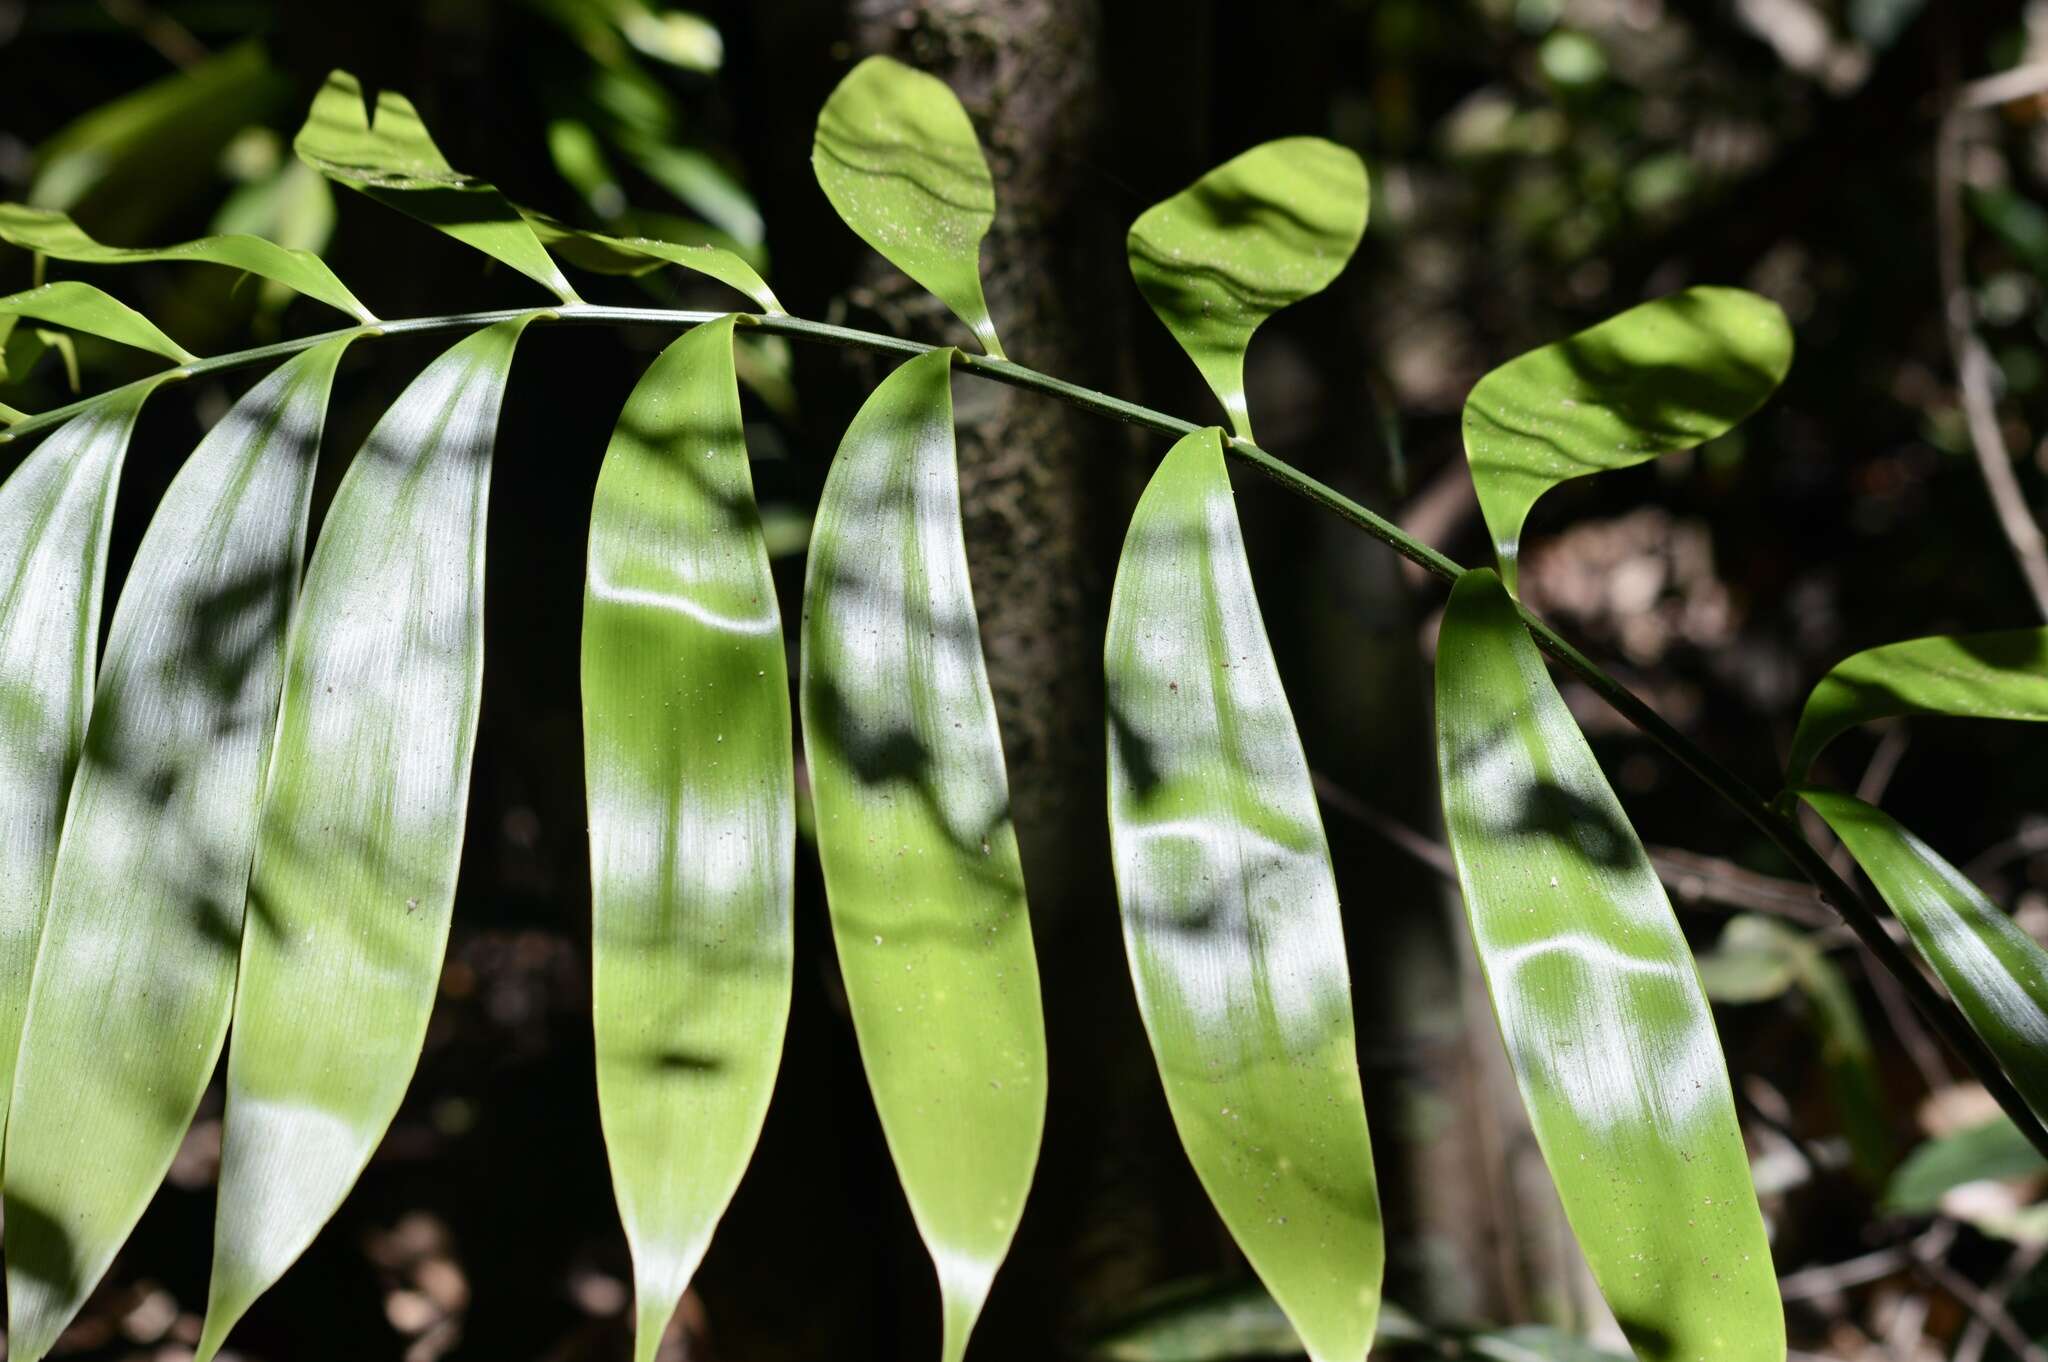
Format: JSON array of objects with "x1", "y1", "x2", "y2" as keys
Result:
[
  {"x1": 0, "y1": 204, "x2": 376, "y2": 323},
  {"x1": 0, "y1": 382, "x2": 161, "y2": 1127},
  {"x1": 584, "y1": 317, "x2": 794, "y2": 1362},
  {"x1": 1802, "y1": 788, "x2": 2048, "y2": 1124},
  {"x1": 294, "y1": 70, "x2": 580, "y2": 305},
  {"x1": 1104, "y1": 428, "x2": 1382, "y2": 1362},
  {"x1": 523, "y1": 211, "x2": 783, "y2": 313},
  {"x1": 1462, "y1": 287, "x2": 1790, "y2": 592},
  {"x1": 1784, "y1": 628, "x2": 2048, "y2": 785},
  {"x1": 1126, "y1": 140, "x2": 1367, "y2": 441},
  {"x1": 812, "y1": 56, "x2": 1006, "y2": 357},
  {"x1": 196, "y1": 317, "x2": 536, "y2": 1359},
  {"x1": 799, "y1": 347, "x2": 1044, "y2": 1361},
  {"x1": 1435, "y1": 569, "x2": 1780, "y2": 1362},
  {"x1": 4, "y1": 339, "x2": 351, "y2": 1362},
  {"x1": 0, "y1": 280, "x2": 198, "y2": 364}
]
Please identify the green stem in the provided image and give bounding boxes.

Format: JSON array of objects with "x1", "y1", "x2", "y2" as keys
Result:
[{"x1": 6, "y1": 302, "x2": 2039, "y2": 1157}]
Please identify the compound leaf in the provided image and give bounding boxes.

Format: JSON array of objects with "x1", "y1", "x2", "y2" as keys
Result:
[
  {"x1": 1802, "y1": 788, "x2": 2048, "y2": 1126},
  {"x1": 1785, "y1": 629, "x2": 2048, "y2": 786},
  {"x1": 812, "y1": 56, "x2": 1004, "y2": 357},
  {"x1": 0, "y1": 203, "x2": 375, "y2": 323},
  {"x1": 1462, "y1": 288, "x2": 1789, "y2": 592},
  {"x1": 798, "y1": 347, "x2": 1044, "y2": 1361},
  {"x1": 197, "y1": 316, "x2": 537, "y2": 1358},
  {"x1": 1435, "y1": 568, "x2": 1781, "y2": 1362},
  {"x1": 3, "y1": 339, "x2": 351, "y2": 1361},
  {"x1": 0, "y1": 281, "x2": 198, "y2": 365},
  {"x1": 294, "y1": 70, "x2": 580, "y2": 305},
  {"x1": 584, "y1": 316, "x2": 793, "y2": 1362},
  {"x1": 1104, "y1": 428, "x2": 1382, "y2": 1362},
  {"x1": 1126, "y1": 140, "x2": 1366, "y2": 441}
]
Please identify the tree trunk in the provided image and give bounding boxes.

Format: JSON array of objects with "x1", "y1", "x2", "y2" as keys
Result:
[{"x1": 737, "y1": 3, "x2": 1224, "y2": 1357}]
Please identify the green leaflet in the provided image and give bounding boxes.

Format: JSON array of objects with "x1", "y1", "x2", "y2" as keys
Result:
[
  {"x1": 583, "y1": 317, "x2": 793, "y2": 1362},
  {"x1": 0, "y1": 204, "x2": 375, "y2": 324},
  {"x1": 622, "y1": 141, "x2": 765, "y2": 250},
  {"x1": 1694, "y1": 917, "x2": 1800, "y2": 1003},
  {"x1": 294, "y1": 70, "x2": 582, "y2": 305},
  {"x1": 1461, "y1": 287, "x2": 1790, "y2": 592},
  {"x1": 523, "y1": 211, "x2": 782, "y2": 313},
  {"x1": 1104, "y1": 429, "x2": 1382, "y2": 1362},
  {"x1": 1886, "y1": 1116, "x2": 2047, "y2": 1215},
  {"x1": 196, "y1": 316, "x2": 536, "y2": 1359},
  {"x1": 1126, "y1": 140, "x2": 1367, "y2": 442},
  {"x1": 0, "y1": 382, "x2": 161, "y2": 1136},
  {"x1": 1784, "y1": 628, "x2": 2048, "y2": 785},
  {"x1": 812, "y1": 57, "x2": 1005, "y2": 358},
  {"x1": 798, "y1": 347, "x2": 1044, "y2": 1361},
  {"x1": 0, "y1": 281, "x2": 198, "y2": 365},
  {"x1": 1801, "y1": 788, "x2": 2048, "y2": 1125},
  {"x1": 1434, "y1": 569, "x2": 1780, "y2": 1362},
  {"x1": 4, "y1": 340, "x2": 351, "y2": 1362}
]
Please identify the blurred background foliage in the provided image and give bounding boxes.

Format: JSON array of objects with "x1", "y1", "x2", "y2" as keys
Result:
[{"x1": 10, "y1": 0, "x2": 2048, "y2": 1360}]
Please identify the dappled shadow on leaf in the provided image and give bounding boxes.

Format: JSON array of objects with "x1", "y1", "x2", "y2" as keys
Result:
[
  {"x1": 1105, "y1": 690, "x2": 1164, "y2": 801},
  {"x1": 802, "y1": 386, "x2": 1017, "y2": 881},
  {"x1": 807, "y1": 670, "x2": 937, "y2": 790},
  {"x1": 3, "y1": 1189, "x2": 85, "y2": 1305},
  {"x1": 1466, "y1": 289, "x2": 1785, "y2": 491},
  {"x1": 1442, "y1": 715, "x2": 1634, "y2": 871}
]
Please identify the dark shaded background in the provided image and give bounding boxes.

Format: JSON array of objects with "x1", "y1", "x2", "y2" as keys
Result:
[{"x1": 6, "y1": 0, "x2": 2048, "y2": 1359}]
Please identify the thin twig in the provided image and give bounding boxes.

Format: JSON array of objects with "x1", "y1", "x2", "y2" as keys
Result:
[
  {"x1": 1820, "y1": 724, "x2": 1905, "y2": 882},
  {"x1": 1965, "y1": 819, "x2": 2048, "y2": 882},
  {"x1": 1779, "y1": 1223, "x2": 1954, "y2": 1302},
  {"x1": 1862, "y1": 947, "x2": 1953, "y2": 1095},
  {"x1": 1856, "y1": 724, "x2": 1912, "y2": 806},
  {"x1": 1841, "y1": 725, "x2": 1952, "y2": 1089},
  {"x1": 1956, "y1": 1241, "x2": 2048, "y2": 1362},
  {"x1": 1648, "y1": 846, "x2": 1833, "y2": 926},
  {"x1": 1738, "y1": 1074, "x2": 1842, "y2": 1184},
  {"x1": 1937, "y1": 34, "x2": 2048, "y2": 621},
  {"x1": 1958, "y1": 63, "x2": 2048, "y2": 112},
  {"x1": 1911, "y1": 1231, "x2": 2048, "y2": 1362},
  {"x1": 1310, "y1": 773, "x2": 1454, "y2": 878}
]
